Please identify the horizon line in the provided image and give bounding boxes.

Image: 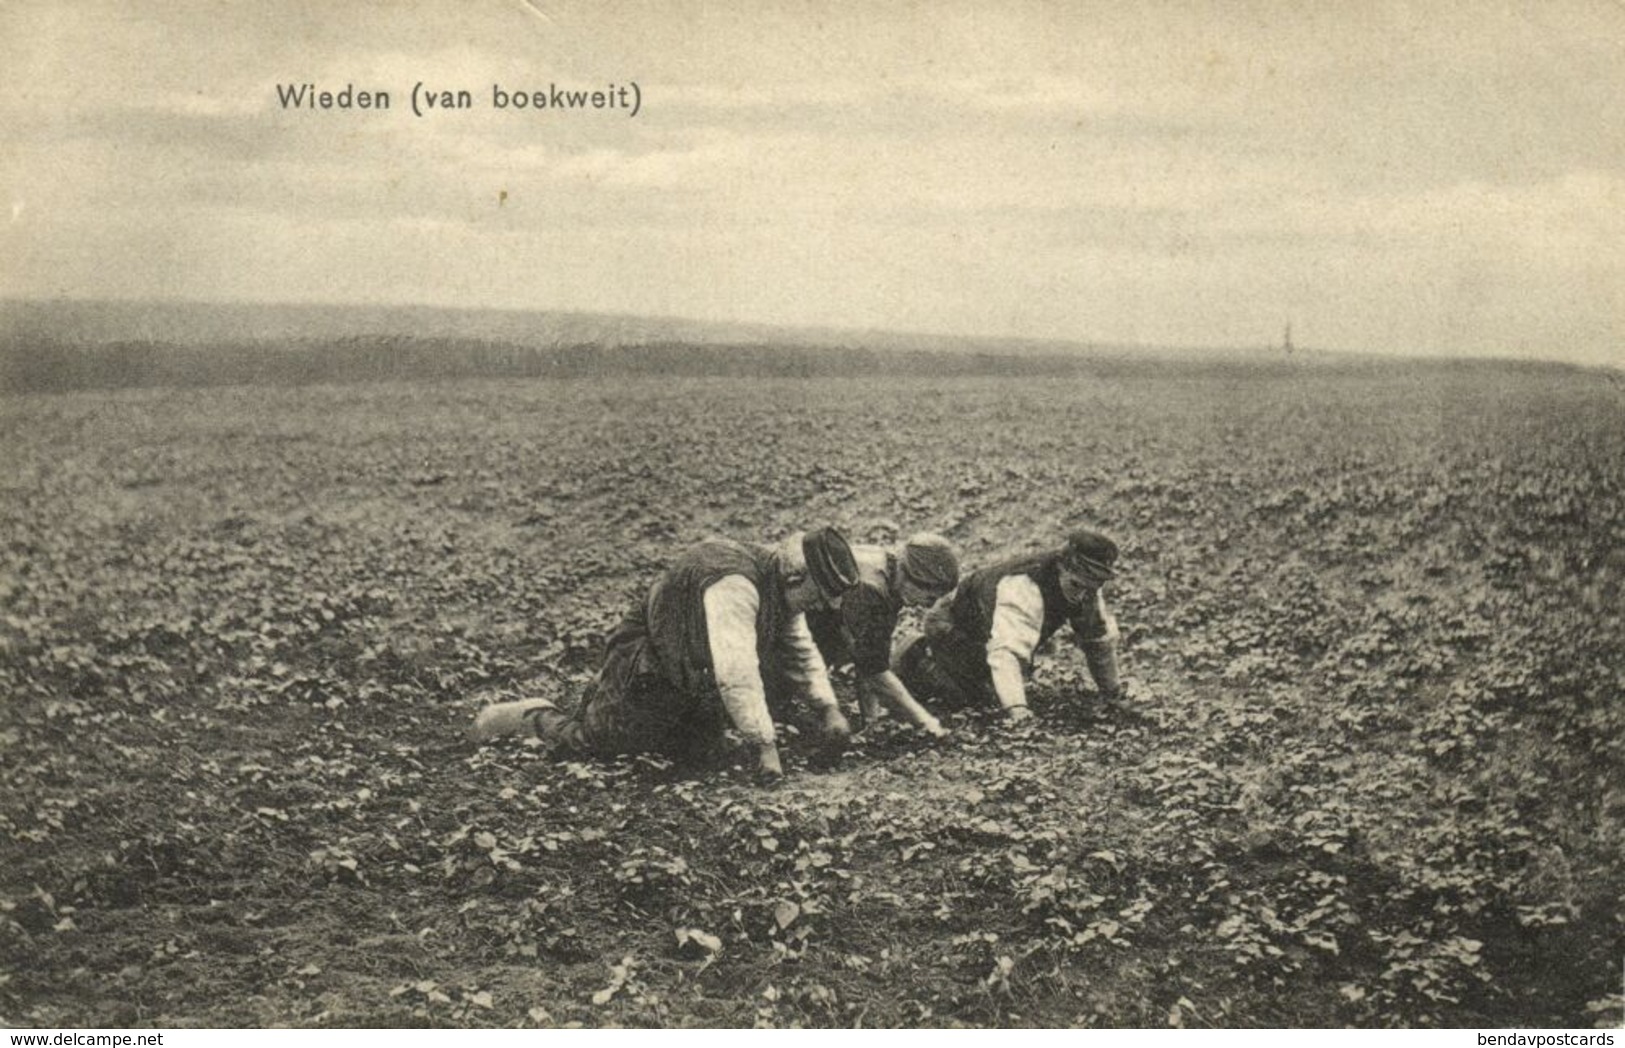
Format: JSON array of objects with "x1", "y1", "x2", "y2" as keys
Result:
[{"x1": 2, "y1": 291, "x2": 1615, "y2": 373}]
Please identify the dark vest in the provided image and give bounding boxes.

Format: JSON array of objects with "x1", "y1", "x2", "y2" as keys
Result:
[
  {"x1": 642, "y1": 538, "x2": 789, "y2": 695},
  {"x1": 948, "y1": 551, "x2": 1087, "y2": 655}
]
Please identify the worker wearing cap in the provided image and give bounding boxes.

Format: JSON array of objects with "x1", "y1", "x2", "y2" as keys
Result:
[
  {"x1": 803, "y1": 533, "x2": 961, "y2": 738},
  {"x1": 471, "y1": 527, "x2": 861, "y2": 780},
  {"x1": 894, "y1": 529, "x2": 1123, "y2": 724}
]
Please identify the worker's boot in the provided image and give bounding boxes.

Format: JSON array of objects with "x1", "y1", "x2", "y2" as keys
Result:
[{"x1": 469, "y1": 696, "x2": 563, "y2": 742}]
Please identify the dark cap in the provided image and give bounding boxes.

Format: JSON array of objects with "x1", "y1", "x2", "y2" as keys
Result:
[
  {"x1": 802, "y1": 526, "x2": 860, "y2": 599},
  {"x1": 1061, "y1": 528, "x2": 1119, "y2": 581}
]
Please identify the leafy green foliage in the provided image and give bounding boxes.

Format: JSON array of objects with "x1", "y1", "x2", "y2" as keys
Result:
[{"x1": 2, "y1": 366, "x2": 1621, "y2": 1028}]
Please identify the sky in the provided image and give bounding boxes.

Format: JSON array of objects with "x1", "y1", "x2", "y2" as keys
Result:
[{"x1": 1, "y1": 0, "x2": 1622, "y2": 367}]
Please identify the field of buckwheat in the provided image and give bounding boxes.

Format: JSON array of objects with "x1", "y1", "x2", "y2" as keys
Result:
[{"x1": 2, "y1": 365, "x2": 1621, "y2": 1028}]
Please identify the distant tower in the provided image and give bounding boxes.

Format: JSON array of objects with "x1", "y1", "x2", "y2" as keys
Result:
[{"x1": 1282, "y1": 322, "x2": 1294, "y2": 355}]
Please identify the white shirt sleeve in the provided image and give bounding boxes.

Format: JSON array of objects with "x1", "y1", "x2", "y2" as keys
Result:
[
  {"x1": 775, "y1": 612, "x2": 840, "y2": 711},
  {"x1": 701, "y1": 575, "x2": 775, "y2": 746},
  {"x1": 987, "y1": 574, "x2": 1045, "y2": 710}
]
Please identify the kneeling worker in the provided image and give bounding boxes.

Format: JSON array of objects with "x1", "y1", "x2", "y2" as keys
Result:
[
  {"x1": 894, "y1": 528, "x2": 1124, "y2": 724},
  {"x1": 803, "y1": 532, "x2": 960, "y2": 737},
  {"x1": 471, "y1": 528, "x2": 861, "y2": 781}
]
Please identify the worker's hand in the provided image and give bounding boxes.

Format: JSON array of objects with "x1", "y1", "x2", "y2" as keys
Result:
[
  {"x1": 1005, "y1": 704, "x2": 1034, "y2": 726},
  {"x1": 820, "y1": 706, "x2": 852, "y2": 748},
  {"x1": 1099, "y1": 680, "x2": 1152, "y2": 722},
  {"x1": 858, "y1": 689, "x2": 883, "y2": 727},
  {"x1": 799, "y1": 707, "x2": 851, "y2": 769},
  {"x1": 920, "y1": 715, "x2": 950, "y2": 740},
  {"x1": 755, "y1": 743, "x2": 784, "y2": 784}
]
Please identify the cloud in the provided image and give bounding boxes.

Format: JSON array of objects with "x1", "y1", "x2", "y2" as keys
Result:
[
  {"x1": 1267, "y1": 171, "x2": 1625, "y2": 263},
  {"x1": 543, "y1": 134, "x2": 757, "y2": 190},
  {"x1": 2, "y1": 1, "x2": 1622, "y2": 366}
]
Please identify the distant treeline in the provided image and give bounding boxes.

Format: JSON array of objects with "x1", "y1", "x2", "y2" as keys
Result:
[
  {"x1": 0, "y1": 335, "x2": 1568, "y2": 394},
  {"x1": 0, "y1": 336, "x2": 1135, "y2": 393}
]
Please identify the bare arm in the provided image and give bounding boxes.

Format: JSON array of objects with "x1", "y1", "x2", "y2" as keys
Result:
[{"x1": 857, "y1": 669, "x2": 946, "y2": 735}]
